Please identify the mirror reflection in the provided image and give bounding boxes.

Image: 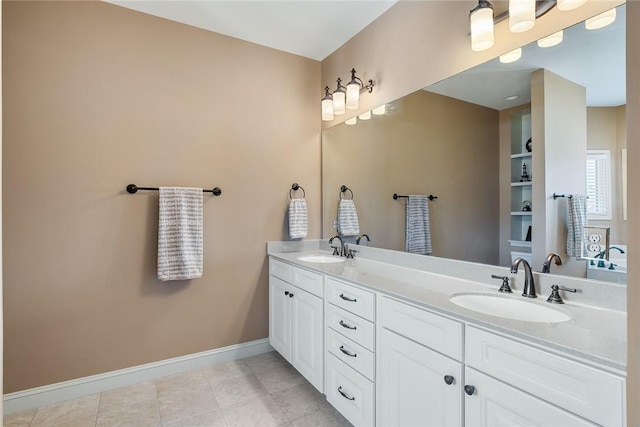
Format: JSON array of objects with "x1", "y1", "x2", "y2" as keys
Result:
[{"x1": 322, "y1": 5, "x2": 626, "y2": 283}]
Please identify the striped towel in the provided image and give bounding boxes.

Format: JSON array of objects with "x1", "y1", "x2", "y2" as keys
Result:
[
  {"x1": 566, "y1": 194, "x2": 587, "y2": 258},
  {"x1": 405, "y1": 195, "x2": 432, "y2": 255},
  {"x1": 337, "y1": 199, "x2": 360, "y2": 236},
  {"x1": 289, "y1": 198, "x2": 308, "y2": 239},
  {"x1": 157, "y1": 187, "x2": 203, "y2": 281}
]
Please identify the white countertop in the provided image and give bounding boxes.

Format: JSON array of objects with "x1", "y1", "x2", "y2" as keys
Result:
[{"x1": 269, "y1": 248, "x2": 627, "y2": 373}]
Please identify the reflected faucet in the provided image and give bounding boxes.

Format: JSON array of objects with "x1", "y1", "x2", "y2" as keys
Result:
[
  {"x1": 329, "y1": 235, "x2": 345, "y2": 257},
  {"x1": 510, "y1": 257, "x2": 537, "y2": 298},
  {"x1": 542, "y1": 253, "x2": 562, "y2": 273},
  {"x1": 356, "y1": 234, "x2": 370, "y2": 245}
]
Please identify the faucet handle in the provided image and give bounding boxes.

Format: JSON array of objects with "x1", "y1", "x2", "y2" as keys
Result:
[
  {"x1": 546, "y1": 284, "x2": 577, "y2": 304},
  {"x1": 491, "y1": 275, "x2": 513, "y2": 293},
  {"x1": 346, "y1": 248, "x2": 358, "y2": 259},
  {"x1": 331, "y1": 245, "x2": 340, "y2": 256}
]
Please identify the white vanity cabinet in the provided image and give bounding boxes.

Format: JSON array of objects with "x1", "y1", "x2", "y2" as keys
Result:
[
  {"x1": 268, "y1": 258, "x2": 324, "y2": 392},
  {"x1": 377, "y1": 296, "x2": 464, "y2": 427},
  {"x1": 324, "y1": 277, "x2": 376, "y2": 427}
]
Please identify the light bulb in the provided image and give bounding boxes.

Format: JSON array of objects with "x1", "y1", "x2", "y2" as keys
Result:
[
  {"x1": 509, "y1": 0, "x2": 535, "y2": 33},
  {"x1": 470, "y1": 1, "x2": 494, "y2": 52},
  {"x1": 500, "y1": 48, "x2": 522, "y2": 63},
  {"x1": 345, "y1": 117, "x2": 357, "y2": 125},
  {"x1": 537, "y1": 30, "x2": 563, "y2": 48},
  {"x1": 585, "y1": 8, "x2": 616, "y2": 30},
  {"x1": 372, "y1": 105, "x2": 386, "y2": 115},
  {"x1": 556, "y1": 0, "x2": 587, "y2": 11}
]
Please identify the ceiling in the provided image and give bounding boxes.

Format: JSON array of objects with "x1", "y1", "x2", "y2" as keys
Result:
[
  {"x1": 105, "y1": 0, "x2": 398, "y2": 61},
  {"x1": 427, "y1": 4, "x2": 625, "y2": 110}
]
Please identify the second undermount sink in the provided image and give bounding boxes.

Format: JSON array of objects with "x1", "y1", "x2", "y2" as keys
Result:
[
  {"x1": 297, "y1": 255, "x2": 345, "y2": 264},
  {"x1": 450, "y1": 293, "x2": 571, "y2": 323}
]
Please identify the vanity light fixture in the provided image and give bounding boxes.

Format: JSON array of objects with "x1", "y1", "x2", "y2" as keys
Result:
[
  {"x1": 359, "y1": 111, "x2": 372, "y2": 120},
  {"x1": 500, "y1": 48, "x2": 522, "y2": 63},
  {"x1": 585, "y1": 8, "x2": 616, "y2": 30},
  {"x1": 505, "y1": 95, "x2": 519, "y2": 101},
  {"x1": 372, "y1": 104, "x2": 386, "y2": 115},
  {"x1": 345, "y1": 117, "x2": 357, "y2": 125},
  {"x1": 470, "y1": 0, "x2": 495, "y2": 52},
  {"x1": 537, "y1": 30, "x2": 564, "y2": 47},
  {"x1": 509, "y1": 0, "x2": 536, "y2": 33},
  {"x1": 321, "y1": 68, "x2": 374, "y2": 121}
]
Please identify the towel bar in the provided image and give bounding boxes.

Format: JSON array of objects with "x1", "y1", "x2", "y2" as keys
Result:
[
  {"x1": 290, "y1": 183, "x2": 305, "y2": 199},
  {"x1": 553, "y1": 193, "x2": 588, "y2": 200},
  {"x1": 340, "y1": 185, "x2": 354, "y2": 200},
  {"x1": 126, "y1": 184, "x2": 222, "y2": 196},
  {"x1": 393, "y1": 193, "x2": 437, "y2": 201}
]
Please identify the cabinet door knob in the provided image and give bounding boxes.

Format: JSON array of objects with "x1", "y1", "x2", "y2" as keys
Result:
[
  {"x1": 338, "y1": 386, "x2": 356, "y2": 401},
  {"x1": 464, "y1": 385, "x2": 476, "y2": 396},
  {"x1": 289, "y1": 292, "x2": 294, "y2": 298},
  {"x1": 444, "y1": 375, "x2": 454, "y2": 385},
  {"x1": 284, "y1": 291, "x2": 289, "y2": 296},
  {"x1": 339, "y1": 320, "x2": 357, "y2": 330},
  {"x1": 339, "y1": 345, "x2": 357, "y2": 358},
  {"x1": 339, "y1": 293, "x2": 357, "y2": 302}
]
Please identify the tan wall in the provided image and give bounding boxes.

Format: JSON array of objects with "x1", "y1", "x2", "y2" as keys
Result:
[
  {"x1": 1, "y1": 0, "x2": 4, "y2": 416},
  {"x1": 322, "y1": 90, "x2": 499, "y2": 264},
  {"x1": 626, "y1": 2, "x2": 640, "y2": 424},
  {"x1": 2, "y1": 1, "x2": 320, "y2": 392},
  {"x1": 587, "y1": 106, "x2": 627, "y2": 244}
]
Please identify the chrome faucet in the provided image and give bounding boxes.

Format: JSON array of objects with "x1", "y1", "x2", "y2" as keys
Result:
[
  {"x1": 542, "y1": 252, "x2": 562, "y2": 273},
  {"x1": 356, "y1": 233, "x2": 370, "y2": 245},
  {"x1": 329, "y1": 235, "x2": 345, "y2": 257},
  {"x1": 510, "y1": 257, "x2": 537, "y2": 298}
]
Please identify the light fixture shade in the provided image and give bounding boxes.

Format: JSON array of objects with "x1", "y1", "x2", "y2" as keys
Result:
[
  {"x1": 333, "y1": 89, "x2": 346, "y2": 115},
  {"x1": 359, "y1": 111, "x2": 371, "y2": 120},
  {"x1": 321, "y1": 86, "x2": 334, "y2": 121},
  {"x1": 470, "y1": 1, "x2": 494, "y2": 52},
  {"x1": 499, "y1": 47, "x2": 522, "y2": 63},
  {"x1": 585, "y1": 8, "x2": 616, "y2": 30},
  {"x1": 509, "y1": 0, "x2": 536, "y2": 33},
  {"x1": 556, "y1": 0, "x2": 587, "y2": 11},
  {"x1": 537, "y1": 30, "x2": 563, "y2": 48},
  {"x1": 345, "y1": 117, "x2": 357, "y2": 125},
  {"x1": 346, "y1": 82, "x2": 360, "y2": 110},
  {"x1": 372, "y1": 105, "x2": 386, "y2": 115}
]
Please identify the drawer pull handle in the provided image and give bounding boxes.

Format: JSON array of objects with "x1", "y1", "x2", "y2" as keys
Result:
[
  {"x1": 464, "y1": 385, "x2": 476, "y2": 396},
  {"x1": 339, "y1": 320, "x2": 357, "y2": 330},
  {"x1": 339, "y1": 293, "x2": 357, "y2": 302},
  {"x1": 444, "y1": 375, "x2": 454, "y2": 385},
  {"x1": 338, "y1": 386, "x2": 355, "y2": 401},
  {"x1": 339, "y1": 345, "x2": 357, "y2": 358}
]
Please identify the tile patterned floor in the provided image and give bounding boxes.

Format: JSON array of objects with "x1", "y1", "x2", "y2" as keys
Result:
[{"x1": 4, "y1": 352, "x2": 353, "y2": 427}]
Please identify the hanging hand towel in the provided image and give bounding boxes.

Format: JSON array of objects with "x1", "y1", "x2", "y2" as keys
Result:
[
  {"x1": 289, "y1": 198, "x2": 308, "y2": 239},
  {"x1": 566, "y1": 194, "x2": 588, "y2": 258},
  {"x1": 337, "y1": 199, "x2": 360, "y2": 236},
  {"x1": 405, "y1": 195, "x2": 432, "y2": 255},
  {"x1": 157, "y1": 187, "x2": 203, "y2": 281}
]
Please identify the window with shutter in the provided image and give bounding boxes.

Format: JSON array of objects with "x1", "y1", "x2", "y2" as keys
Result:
[{"x1": 586, "y1": 150, "x2": 611, "y2": 220}]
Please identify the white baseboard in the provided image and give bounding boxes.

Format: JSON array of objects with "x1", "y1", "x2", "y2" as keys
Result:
[{"x1": 3, "y1": 338, "x2": 273, "y2": 416}]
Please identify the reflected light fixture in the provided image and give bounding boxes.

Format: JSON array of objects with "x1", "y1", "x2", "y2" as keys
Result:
[
  {"x1": 509, "y1": 0, "x2": 536, "y2": 33},
  {"x1": 556, "y1": 0, "x2": 587, "y2": 11},
  {"x1": 585, "y1": 8, "x2": 616, "y2": 30},
  {"x1": 321, "y1": 68, "x2": 374, "y2": 121},
  {"x1": 537, "y1": 30, "x2": 563, "y2": 47},
  {"x1": 500, "y1": 48, "x2": 522, "y2": 63},
  {"x1": 469, "y1": 0, "x2": 494, "y2": 52},
  {"x1": 372, "y1": 105, "x2": 386, "y2": 115},
  {"x1": 359, "y1": 111, "x2": 371, "y2": 120},
  {"x1": 345, "y1": 117, "x2": 357, "y2": 125},
  {"x1": 505, "y1": 95, "x2": 519, "y2": 101}
]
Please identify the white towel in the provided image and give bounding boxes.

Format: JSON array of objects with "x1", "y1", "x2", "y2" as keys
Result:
[
  {"x1": 337, "y1": 199, "x2": 360, "y2": 236},
  {"x1": 157, "y1": 187, "x2": 203, "y2": 281},
  {"x1": 289, "y1": 198, "x2": 308, "y2": 239},
  {"x1": 405, "y1": 195, "x2": 432, "y2": 255},
  {"x1": 566, "y1": 194, "x2": 588, "y2": 258}
]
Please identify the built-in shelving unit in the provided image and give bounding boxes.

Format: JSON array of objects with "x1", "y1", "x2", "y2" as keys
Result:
[{"x1": 509, "y1": 108, "x2": 532, "y2": 261}]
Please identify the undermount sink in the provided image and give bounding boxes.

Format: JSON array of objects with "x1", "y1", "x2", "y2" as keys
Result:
[
  {"x1": 449, "y1": 293, "x2": 571, "y2": 323},
  {"x1": 297, "y1": 255, "x2": 345, "y2": 264}
]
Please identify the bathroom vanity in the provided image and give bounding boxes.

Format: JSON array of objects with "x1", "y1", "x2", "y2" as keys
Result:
[{"x1": 268, "y1": 241, "x2": 626, "y2": 426}]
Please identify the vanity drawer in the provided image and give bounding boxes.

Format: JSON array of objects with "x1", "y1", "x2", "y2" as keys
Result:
[
  {"x1": 269, "y1": 258, "x2": 292, "y2": 283},
  {"x1": 326, "y1": 277, "x2": 375, "y2": 321},
  {"x1": 292, "y1": 266, "x2": 323, "y2": 298},
  {"x1": 327, "y1": 328, "x2": 375, "y2": 381},
  {"x1": 466, "y1": 327, "x2": 625, "y2": 427},
  {"x1": 326, "y1": 304, "x2": 375, "y2": 351},
  {"x1": 325, "y1": 354, "x2": 375, "y2": 427},
  {"x1": 378, "y1": 296, "x2": 463, "y2": 360}
]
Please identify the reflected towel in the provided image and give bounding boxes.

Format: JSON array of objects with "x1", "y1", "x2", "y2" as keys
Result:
[
  {"x1": 337, "y1": 199, "x2": 360, "y2": 236},
  {"x1": 157, "y1": 187, "x2": 203, "y2": 281},
  {"x1": 567, "y1": 194, "x2": 588, "y2": 258},
  {"x1": 289, "y1": 198, "x2": 308, "y2": 239},
  {"x1": 405, "y1": 195, "x2": 432, "y2": 255}
]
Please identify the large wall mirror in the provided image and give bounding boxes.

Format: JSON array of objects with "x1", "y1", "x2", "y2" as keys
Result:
[{"x1": 322, "y1": 4, "x2": 626, "y2": 284}]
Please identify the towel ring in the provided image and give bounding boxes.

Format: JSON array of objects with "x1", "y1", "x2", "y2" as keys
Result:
[
  {"x1": 290, "y1": 183, "x2": 305, "y2": 199},
  {"x1": 340, "y1": 185, "x2": 354, "y2": 200}
]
